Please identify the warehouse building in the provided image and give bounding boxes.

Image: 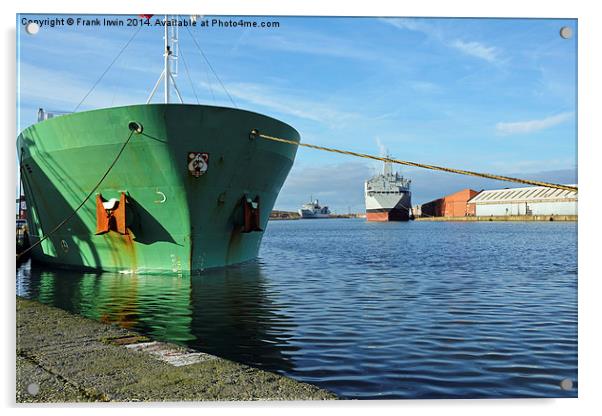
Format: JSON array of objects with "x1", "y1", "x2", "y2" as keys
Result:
[
  {"x1": 419, "y1": 188, "x2": 479, "y2": 218},
  {"x1": 467, "y1": 185, "x2": 577, "y2": 217}
]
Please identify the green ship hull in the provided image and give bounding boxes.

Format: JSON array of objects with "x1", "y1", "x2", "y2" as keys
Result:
[{"x1": 18, "y1": 104, "x2": 299, "y2": 273}]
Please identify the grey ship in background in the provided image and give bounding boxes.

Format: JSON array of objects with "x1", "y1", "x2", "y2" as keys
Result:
[
  {"x1": 298, "y1": 199, "x2": 331, "y2": 219},
  {"x1": 365, "y1": 158, "x2": 412, "y2": 221}
]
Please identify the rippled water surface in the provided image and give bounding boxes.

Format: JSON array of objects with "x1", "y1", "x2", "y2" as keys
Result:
[{"x1": 17, "y1": 219, "x2": 577, "y2": 399}]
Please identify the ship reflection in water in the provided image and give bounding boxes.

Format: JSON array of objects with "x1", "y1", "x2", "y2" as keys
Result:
[
  {"x1": 17, "y1": 219, "x2": 578, "y2": 399},
  {"x1": 17, "y1": 261, "x2": 299, "y2": 373}
]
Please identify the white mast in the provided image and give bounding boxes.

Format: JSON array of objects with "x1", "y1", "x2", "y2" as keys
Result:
[
  {"x1": 384, "y1": 152, "x2": 392, "y2": 176},
  {"x1": 147, "y1": 15, "x2": 183, "y2": 104},
  {"x1": 163, "y1": 15, "x2": 170, "y2": 103}
]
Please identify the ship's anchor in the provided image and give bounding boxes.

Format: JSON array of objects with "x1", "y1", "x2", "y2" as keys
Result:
[
  {"x1": 242, "y1": 195, "x2": 262, "y2": 233},
  {"x1": 95, "y1": 192, "x2": 129, "y2": 235}
]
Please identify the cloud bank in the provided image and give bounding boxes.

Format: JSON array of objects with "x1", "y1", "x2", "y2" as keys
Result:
[
  {"x1": 496, "y1": 112, "x2": 573, "y2": 135},
  {"x1": 274, "y1": 161, "x2": 577, "y2": 212}
]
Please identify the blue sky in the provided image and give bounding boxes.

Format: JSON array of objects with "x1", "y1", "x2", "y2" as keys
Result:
[{"x1": 17, "y1": 15, "x2": 577, "y2": 211}]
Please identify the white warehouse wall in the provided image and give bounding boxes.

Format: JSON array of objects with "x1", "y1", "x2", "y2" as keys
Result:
[{"x1": 475, "y1": 201, "x2": 577, "y2": 216}]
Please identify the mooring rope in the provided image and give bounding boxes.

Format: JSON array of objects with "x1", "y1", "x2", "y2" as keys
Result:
[
  {"x1": 255, "y1": 132, "x2": 578, "y2": 193},
  {"x1": 16, "y1": 127, "x2": 138, "y2": 260}
]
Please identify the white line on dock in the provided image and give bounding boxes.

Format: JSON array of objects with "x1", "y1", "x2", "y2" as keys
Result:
[{"x1": 125, "y1": 341, "x2": 217, "y2": 367}]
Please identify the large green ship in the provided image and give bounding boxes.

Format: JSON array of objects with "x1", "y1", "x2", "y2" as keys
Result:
[{"x1": 17, "y1": 16, "x2": 299, "y2": 273}]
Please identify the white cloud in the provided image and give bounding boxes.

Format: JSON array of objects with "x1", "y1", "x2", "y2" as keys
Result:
[
  {"x1": 450, "y1": 40, "x2": 499, "y2": 63},
  {"x1": 381, "y1": 18, "x2": 501, "y2": 64},
  {"x1": 495, "y1": 112, "x2": 574, "y2": 135},
  {"x1": 276, "y1": 160, "x2": 577, "y2": 210},
  {"x1": 409, "y1": 80, "x2": 442, "y2": 94},
  {"x1": 380, "y1": 18, "x2": 441, "y2": 38},
  {"x1": 218, "y1": 81, "x2": 359, "y2": 127},
  {"x1": 18, "y1": 58, "x2": 359, "y2": 130},
  {"x1": 232, "y1": 28, "x2": 411, "y2": 70},
  {"x1": 276, "y1": 161, "x2": 371, "y2": 212},
  {"x1": 245, "y1": 32, "x2": 372, "y2": 61},
  {"x1": 18, "y1": 62, "x2": 148, "y2": 109},
  {"x1": 489, "y1": 158, "x2": 577, "y2": 173}
]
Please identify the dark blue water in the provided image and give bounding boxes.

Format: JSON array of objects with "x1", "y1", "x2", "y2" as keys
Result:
[{"x1": 16, "y1": 219, "x2": 578, "y2": 399}]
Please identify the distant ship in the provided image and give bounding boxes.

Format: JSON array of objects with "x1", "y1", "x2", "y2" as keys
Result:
[
  {"x1": 298, "y1": 199, "x2": 331, "y2": 219},
  {"x1": 17, "y1": 15, "x2": 299, "y2": 272},
  {"x1": 364, "y1": 158, "x2": 411, "y2": 221}
]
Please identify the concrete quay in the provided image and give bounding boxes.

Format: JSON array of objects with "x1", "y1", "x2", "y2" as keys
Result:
[
  {"x1": 16, "y1": 297, "x2": 336, "y2": 403},
  {"x1": 414, "y1": 215, "x2": 577, "y2": 222}
]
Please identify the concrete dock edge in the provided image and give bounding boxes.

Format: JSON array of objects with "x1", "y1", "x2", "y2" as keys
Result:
[
  {"x1": 414, "y1": 215, "x2": 577, "y2": 222},
  {"x1": 16, "y1": 297, "x2": 337, "y2": 403}
]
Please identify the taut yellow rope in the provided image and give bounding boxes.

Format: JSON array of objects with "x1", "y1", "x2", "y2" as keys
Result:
[{"x1": 257, "y1": 133, "x2": 577, "y2": 193}]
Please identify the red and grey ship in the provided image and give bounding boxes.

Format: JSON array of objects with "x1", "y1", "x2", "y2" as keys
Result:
[{"x1": 364, "y1": 159, "x2": 411, "y2": 221}]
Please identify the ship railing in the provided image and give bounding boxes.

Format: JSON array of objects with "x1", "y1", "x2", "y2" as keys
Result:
[{"x1": 37, "y1": 108, "x2": 72, "y2": 122}]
